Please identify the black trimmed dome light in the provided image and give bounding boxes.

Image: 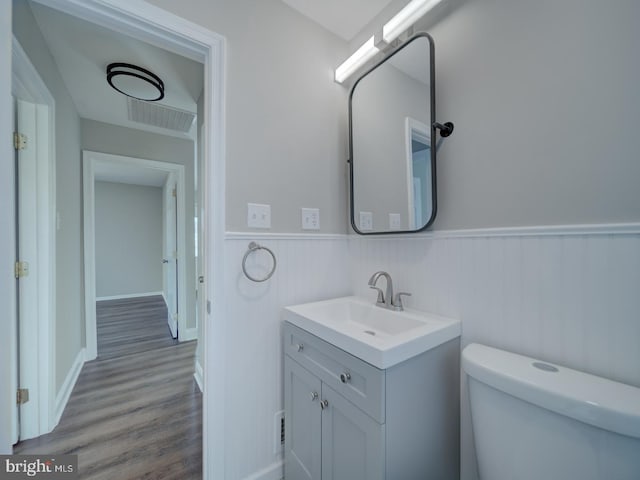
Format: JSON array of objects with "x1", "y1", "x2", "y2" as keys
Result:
[{"x1": 106, "y1": 63, "x2": 164, "y2": 101}]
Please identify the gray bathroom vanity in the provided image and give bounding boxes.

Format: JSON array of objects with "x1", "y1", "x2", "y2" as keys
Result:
[{"x1": 283, "y1": 296, "x2": 460, "y2": 479}]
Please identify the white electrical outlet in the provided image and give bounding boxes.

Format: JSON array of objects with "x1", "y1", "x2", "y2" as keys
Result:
[
  {"x1": 359, "y1": 211, "x2": 373, "y2": 231},
  {"x1": 247, "y1": 203, "x2": 271, "y2": 228},
  {"x1": 389, "y1": 213, "x2": 401, "y2": 230},
  {"x1": 301, "y1": 208, "x2": 320, "y2": 230}
]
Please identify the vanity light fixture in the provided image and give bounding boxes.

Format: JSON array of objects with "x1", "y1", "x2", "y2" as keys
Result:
[
  {"x1": 106, "y1": 63, "x2": 165, "y2": 101},
  {"x1": 382, "y1": 0, "x2": 444, "y2": 43},
  {"x1": 334, "y1": 36, "x2": 380, "y2": 84}
]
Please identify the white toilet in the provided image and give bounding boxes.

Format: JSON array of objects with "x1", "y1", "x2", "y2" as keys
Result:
[{"x1": 463, "y1": 343, "x2": 640, "y2": 480}]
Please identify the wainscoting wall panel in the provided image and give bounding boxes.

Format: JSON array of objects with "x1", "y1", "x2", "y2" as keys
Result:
[
  {"x1": 222, "y1": 236, "x2": 351, "y2": 480},
  {"x1": 225, "y1": 229, "x2": 639, "y2": 480},
  {"x1": 349, "y1": 230, "x2": 640, "y2": 480}
]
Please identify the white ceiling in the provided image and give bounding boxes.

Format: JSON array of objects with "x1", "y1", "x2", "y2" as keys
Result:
[
  {"x1": 30, "y1": 2, "x2": 204, "y2": 139},
  {"x1": 280, "y1": 0, "x2": 396, "y2": 41}
]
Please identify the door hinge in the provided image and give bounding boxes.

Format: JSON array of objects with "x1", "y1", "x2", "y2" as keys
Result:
[
  {"x1": 172, "y1": 188, "x2": 177, "y2": 197},
  {"x1": 17, "y1": 388, "x2": 29, "y2": 405},
  {"x1": 14, "y1": 261, "x2": 29, "y2": 278},
  {"x1": 13, "y1": 132, "x2": 27, "y2": 151}
]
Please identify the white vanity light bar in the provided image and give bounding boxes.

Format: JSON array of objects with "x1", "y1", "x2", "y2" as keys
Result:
[
  {"x1": 382, "y1": 0, "x2": 444, "y2": 43},
  {"x1": 334, "y1": 35, "x2": 380, "y2": 84}
]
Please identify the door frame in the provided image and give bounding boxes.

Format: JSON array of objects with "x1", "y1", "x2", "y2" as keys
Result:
[
  {"x1": 83, "y1": 150, "x2": 190, "y2": 359},
  {"x1": 1, "y1": 1, "x2": 13, "y2": 453},
  {"x1": 11, "y1": 37, "x2": 57, "y2": 441},
  {"x1": 404, "y1": 117, "x2": 430, "y2": 230},
  {"x1": 5, "y1": 1, "x2": 228, "y2": 477}
]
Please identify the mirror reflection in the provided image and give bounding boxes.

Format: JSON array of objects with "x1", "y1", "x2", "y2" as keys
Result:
[{"x1": 350, "y1": 34, "x2": 435, "y2": 234}]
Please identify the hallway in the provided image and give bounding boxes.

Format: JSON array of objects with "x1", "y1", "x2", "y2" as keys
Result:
[{"x1": 15, "y1": 296, "x2": 202, "y2": 479}]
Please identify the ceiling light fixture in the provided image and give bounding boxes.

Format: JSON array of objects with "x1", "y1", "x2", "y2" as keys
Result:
[
  {"x1": 383, "y1": 0, "x2": 444, "y2": 44},
  {"x1": 334, "y1": 36, "x2": 380, "y2": 84},
  {"x1": 106, "y1": 63, "x2": 165, "y2": 101}
]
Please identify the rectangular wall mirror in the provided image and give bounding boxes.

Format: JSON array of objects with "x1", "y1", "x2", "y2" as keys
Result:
[{"x1": 349, "y1": 33, "x2": 436, "y2": 234}]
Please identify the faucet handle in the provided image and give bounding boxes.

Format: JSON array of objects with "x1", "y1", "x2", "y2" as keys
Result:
[
  {"x1": 369, "y1": 285, "x2": 385, "y2": 305},
  {"x1": 392, "y1": 292, "x2": 411, "y2": 310}
]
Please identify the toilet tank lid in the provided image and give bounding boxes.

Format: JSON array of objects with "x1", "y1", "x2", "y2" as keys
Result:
[{"x1": 462, "y1": 343, "x2": 640, "y2": 439}]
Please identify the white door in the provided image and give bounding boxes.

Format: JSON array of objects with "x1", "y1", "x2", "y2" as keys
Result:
[
  {"x1": 164, "y1": 178, "x2": 179, "y2": 338},
  {"x1": 14, "y1": 98, "x2": 40, "y2": 442}
]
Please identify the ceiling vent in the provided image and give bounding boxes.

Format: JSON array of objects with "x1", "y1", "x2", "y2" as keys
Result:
[{"x1": 127, "y1": 98, "x2": 196, "y2": 133}]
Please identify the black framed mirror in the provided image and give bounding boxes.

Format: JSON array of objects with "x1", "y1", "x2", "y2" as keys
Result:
[{"x1": 349, "y1": 33, "x2": 449, "y2": 234}]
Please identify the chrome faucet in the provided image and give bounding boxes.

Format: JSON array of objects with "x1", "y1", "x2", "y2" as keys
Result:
[{"x1": 367, "y1": 271, "x2": 411, "y2": 311}]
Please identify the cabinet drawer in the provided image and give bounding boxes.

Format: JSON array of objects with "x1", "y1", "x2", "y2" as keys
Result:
[{"x1": 284, "y1": 322, "x2": 385, "y2": 423}]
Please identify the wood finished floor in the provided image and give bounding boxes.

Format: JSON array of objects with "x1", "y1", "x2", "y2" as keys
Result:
[
  {"x1": 97, "y1": 296, "x2": 178, "y2": 360},
  {"x1": 15, "y1": 295, "x2": 202, "y2": 480}
]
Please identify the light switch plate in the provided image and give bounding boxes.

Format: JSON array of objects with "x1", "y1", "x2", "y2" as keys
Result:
[
  {"x1": 359, "y1": 211, "x2": 373, "y2": 231},
  {"x1": 389, "y1": 213, "x2": 401, "y2": 230},
  {"x1": 248, "y1": 203, "x2": 271, "y2": 228},
  {"x1": 301, "y1": 208, "x2": 320, "y2": 230}
]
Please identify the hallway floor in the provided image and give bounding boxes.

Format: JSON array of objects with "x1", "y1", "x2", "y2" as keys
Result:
[{"x1": 14, "y1": 295, "x2": 202, "y2": 479}]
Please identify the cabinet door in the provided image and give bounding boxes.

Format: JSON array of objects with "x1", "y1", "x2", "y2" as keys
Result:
[
  {"x1": 285, "y1": 356, "x2": 322, "y2": 480},
  {"x1": 321, "y1": 384, "x2": 385, "y2": 480}
]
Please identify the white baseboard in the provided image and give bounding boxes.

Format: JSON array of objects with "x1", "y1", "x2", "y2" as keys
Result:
[
  {"x1": 52, "y1": 347, "x2": 85, "y2": 429},
  {"x1": 194, "y1": 359, "x2": 204, "y2": 393},
  {"x1": 96, "y1": 291, "x2": 163, "y2": 301},
  {"x1": 242, "y1": 460, "x2": 283, "y2": 480},
  {"x1": 181, "y1": 326, "x2": 198, "y2": 342}
]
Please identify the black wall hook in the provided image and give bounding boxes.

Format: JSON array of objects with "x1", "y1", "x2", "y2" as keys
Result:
[{"x1": 433, "y1": 121, "x2": 454, "y2": 137}]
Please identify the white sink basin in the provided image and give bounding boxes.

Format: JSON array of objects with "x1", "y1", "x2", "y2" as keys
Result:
[{"x1": 283, "y1": 296, "x2": 460, "y2": 369}]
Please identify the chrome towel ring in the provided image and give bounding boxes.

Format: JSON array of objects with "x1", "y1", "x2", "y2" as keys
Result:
[{"x1": 242, "y1": 241, "x2": 276, "y2": 282}]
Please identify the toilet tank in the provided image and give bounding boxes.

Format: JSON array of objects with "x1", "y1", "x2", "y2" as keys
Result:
[{"x1": 462, "y1": 343, "x2": 640, "y2": 480}]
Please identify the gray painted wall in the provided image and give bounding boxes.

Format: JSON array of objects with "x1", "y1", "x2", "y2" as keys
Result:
[
  {"x1": 145, "y1": 0, "x2": 640, "y2": 235},
  {"x1": 82, "y1": 119, "x2": 197, "y2": 330},
  {"x1": 148, "y1": 0, "x2": 349, "y2": 233},
  {"x1": 0, "y1": 0, "x2": 14, "y2": 454},
  {"x1": 95, "y1": 182, "x2": 163, "y2": 298},
  {"x1": 428, "y1": 0, "x2": 640, "y2": 229},
  {"x1": 13, "y1": 1, "x2": 84, "y2": 395}
]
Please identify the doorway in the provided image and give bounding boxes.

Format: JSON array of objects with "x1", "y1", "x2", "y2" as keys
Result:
[
  {"x1": 83, "y1": 151, "x2": 192, "y2": 360},
  {"x1": 5, "y1": 1, "x2": 227, "y2": 477}
]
